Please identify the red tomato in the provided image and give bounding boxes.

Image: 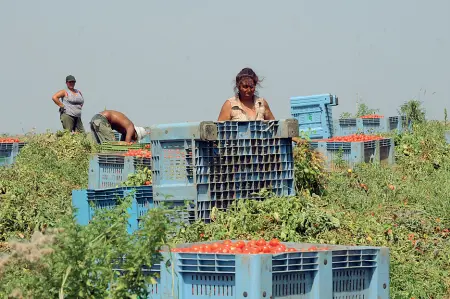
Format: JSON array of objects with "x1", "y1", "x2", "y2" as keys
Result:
[
  {"x1": 223, "y1": 240, "x2": 233, "y2": 246},
  {"x1": 269, "y1": 238, "x2": 280, "y2": 247},
  {"x1": 249, "y1": 247, "x2": 260, "y2": 254},
  {"x1": 235, "y1": 241, "x2": 245, "y2": 249},
  {"x1": 247, "y1": 240, "x2": 257, "y2": 247},
  {"x1": 256, "y1": 239, "x2": 266, "y2": 246}
]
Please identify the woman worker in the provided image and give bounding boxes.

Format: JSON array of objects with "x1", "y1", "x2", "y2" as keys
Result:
[
  {"x1": 217, "y1": 68, "x2": 275, "y2": 121},
  {"x1": 51, "y1": 75, "x2": 85, "y2": 132}
]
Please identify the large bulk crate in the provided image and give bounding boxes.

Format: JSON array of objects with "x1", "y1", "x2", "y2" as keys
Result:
[
  {"x1": 112, "y1": 242, "x2": 390, "y2": 299},
  {"x1": 149, "y1": 120, "x2": 298, "y2": 222},
  {"x1": 290, "y1": 94, "x2": 338, "y2": 139}
]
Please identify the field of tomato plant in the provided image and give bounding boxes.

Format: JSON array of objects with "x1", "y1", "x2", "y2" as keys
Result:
[{"x1": 0, "y1": 119, "x2": 449, "y2": 298}]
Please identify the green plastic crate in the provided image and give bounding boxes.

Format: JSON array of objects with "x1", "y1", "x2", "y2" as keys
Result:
[{"x1": 99, "y1": 142, "x2": 147, "y2": 153}]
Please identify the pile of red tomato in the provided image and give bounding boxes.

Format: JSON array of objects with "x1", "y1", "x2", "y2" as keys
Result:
[
  {"x1": 360, "y1": 114, "x2": 384, "y2": 119},
  {"x1": 171, "y1": 239, "x2": 329, "y2": 254},
  {"x1": 123, "y1": 149, "x2": 151, "y2": 158},
  {"x1": 325, "y1": 134, "x2": 383, "y2": 142},
  {"x1": 0, "y1": 138, "x2": 20, "y2": 143}
]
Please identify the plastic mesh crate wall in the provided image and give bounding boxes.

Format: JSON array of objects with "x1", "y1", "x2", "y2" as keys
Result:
[
  {"x1": 150, "y1": 121, "x2": 296, "y2": 223},
  {"x1": 334, "y1": 116, "x2": 410, "y2": 136},
  {"x1": 0, "y1": 142, "x2": 19, "y2": 166},
  {"x1": 88, "y1": 154, "x2": 152, "y2": 189},
  {"x1": 167, "y1": 242, "x2": 389, "y2": 299},
  {"x1": 72, "y1": 186, "x2": 153, "y2": 234},
  {"x1": 101, "y1": 242, "x2": 389, "y2": 299},
  {"x1": 197, "y1": 138, "x2": 295, "y2": 221},
  {"x1": 290, "y1": 94, "x2": 338, "y2": 139},
  {"x1": 312, "y1": 138, "x2": 394, "y2": 170}
]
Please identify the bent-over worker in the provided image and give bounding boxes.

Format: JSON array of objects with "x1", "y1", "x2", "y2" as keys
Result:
[{"x1": 90, "y1": 110, "x2": 146, "y2": 144}]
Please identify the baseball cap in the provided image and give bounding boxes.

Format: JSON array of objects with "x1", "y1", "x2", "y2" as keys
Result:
[
  {"x1": 134, "y1": 126, "x2": 146, "y2": 141},
  {"x1": 66, "y1": 75, "x2": 76, "y2": 82}
]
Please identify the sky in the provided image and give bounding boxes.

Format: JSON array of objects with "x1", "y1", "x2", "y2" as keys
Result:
[{"x1": 0, "y1": 0, "x2": 449, "y2": 134}]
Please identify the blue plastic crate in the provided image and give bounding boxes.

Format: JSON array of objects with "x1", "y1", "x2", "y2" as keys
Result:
[
  {"x1": 445, "y1": 131, "x2": 450, "y2": 143},
  {"x1": 72, "y1": 186, "x2": 153, "y2": 234},
  {"x1": 150, "y1": 121, "x2": 296, "y2": 222},
  {"x1": 311, "y1": 138, "x2": 395, "y2": 170},
  {"x1": 164, "y1": 241, "x2": 389, "y2": 299},
  {"x1": 290, "y1": 94, "x2": 338, "y2": 140},
  {"x1": 151, "y1": 139, "x2": 295, "y2": 222},
  {"x1": 113, "y1": 131, "x2": 122, "y2": 141},
  {"x1": 334, "y1": 116, "x2": 410, "y2": 136},
  {"x1": 215, "y1": 119, "x2": 299, "y2": 140},
  {"x1": 0, "y1": 142, "x2": 19, "y2": 166},
  {"x1": 108, "y1": 242, "x2": 389, "y2": 298},
  {"x1": 88, "y1": 154, "x2": 152, "y2": 189}
]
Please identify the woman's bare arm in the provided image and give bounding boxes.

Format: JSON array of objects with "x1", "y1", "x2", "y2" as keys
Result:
[
  {"x1": 263, "y1": 99, "x2": 275, "y2": 120},
  {"x1": 51, "y1": 90, "x2": 66, "y2": 108},
  {"x1": 217, "y1": 100, "x2": 232, "y2": 121}
]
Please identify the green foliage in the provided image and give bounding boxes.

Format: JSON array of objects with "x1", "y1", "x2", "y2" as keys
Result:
[
  {"x1": 293, "y1": 140, "x2": 326, "y2": 195},
  {"x1": 355, "y1": 102, "x2": 379, "y2": 117},
  {"x1": 0, "y1": 132, "x2": 98, "y2": 242},
  {"x1": 2, "y1": 120, "x2": 450, "y2": 298},
  {"x1": 122, "y1": 167, "x2": 152, "y2": 187},
  {"x1": 0, "y1": 196, "x2": 172, "y2": 298},
  {"x1": 173, "y1": 191, "x2": 340, "y2": 244},
  {"x1": 398, "y1": 99, "x2": 426, "y2": 125},
  {"x1": 340, "y1": 101, "x2": 379, "y2": 118},
  {"x1": 339, "y1": 112, "x2": 353, "y2": 119}
]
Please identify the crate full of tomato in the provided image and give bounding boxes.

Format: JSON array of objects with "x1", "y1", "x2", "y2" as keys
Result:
[
  {"x1": 333, "y1": 114, "x2": 410, "y2": 136},
  {"x1": 309, "y1": 134, "x2": 395, "y2": 170},
  {"x1": 88, "y1": 147, "x2": 152, "y2": 189},
  {"x1": 0, "y1": 138, "x2": 22, "y2": 166},
  {"x1": 113, "y1": 238, "x2": 390, "y2": 299}
]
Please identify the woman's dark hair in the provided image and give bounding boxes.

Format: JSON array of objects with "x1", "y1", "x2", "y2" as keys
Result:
[{"x1": 234, "y1": 67, "x2": 263, "y2": 96}]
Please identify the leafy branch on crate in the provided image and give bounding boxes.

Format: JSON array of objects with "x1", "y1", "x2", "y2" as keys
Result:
[{"x1": 122, "y1": 167, "x2": 152, "y2": 187}]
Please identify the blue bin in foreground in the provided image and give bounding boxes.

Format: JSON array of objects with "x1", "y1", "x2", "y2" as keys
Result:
[
  {"x1": 116, "y1": 242, "x2": 389, "y2": 298},
  {"x1": 72, "y1": 185, "x2": 153, "y2": 234}
]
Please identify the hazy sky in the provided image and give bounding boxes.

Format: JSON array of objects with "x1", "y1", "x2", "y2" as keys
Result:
[{"x1": 1, "y1": 0, "x2": 449, "y2": 134}]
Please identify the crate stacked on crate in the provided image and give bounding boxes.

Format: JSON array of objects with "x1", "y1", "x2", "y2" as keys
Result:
[
  {"x1": 333, "y1": 114, "x2": 410, "y2": 136},
  {"x1": 72, "y1": 185, "x2": 153, "y2": 234},
  {"x1": 290, "y1": 94, "x2": 338, "y2": 139},
  {"x1": 310, "y1": 134, "x2": 395, "y2": 170},
  {"x1": 114, "y1": 240, "x2": 390, "y2": 298},
  {"x1": 149, "y1": 119, "x2": 298, "y2": 223},
  {"x1": 73, "y1": 141, "x2": 153, "y2": 233},
  {"x1": 0, "y1": 138, "x2": 25, "y2": 166}
]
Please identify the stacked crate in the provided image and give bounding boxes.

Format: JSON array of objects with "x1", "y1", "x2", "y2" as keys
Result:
[
  {"x1": 149, "y1": 119, "x2": 298, "y2": 223},
  {"x1": 73, "y1": 142, "x2": 153, "y2": 233},
  {"x1": 290, "y1": 94, "x2": 338, "y2": 139}
]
